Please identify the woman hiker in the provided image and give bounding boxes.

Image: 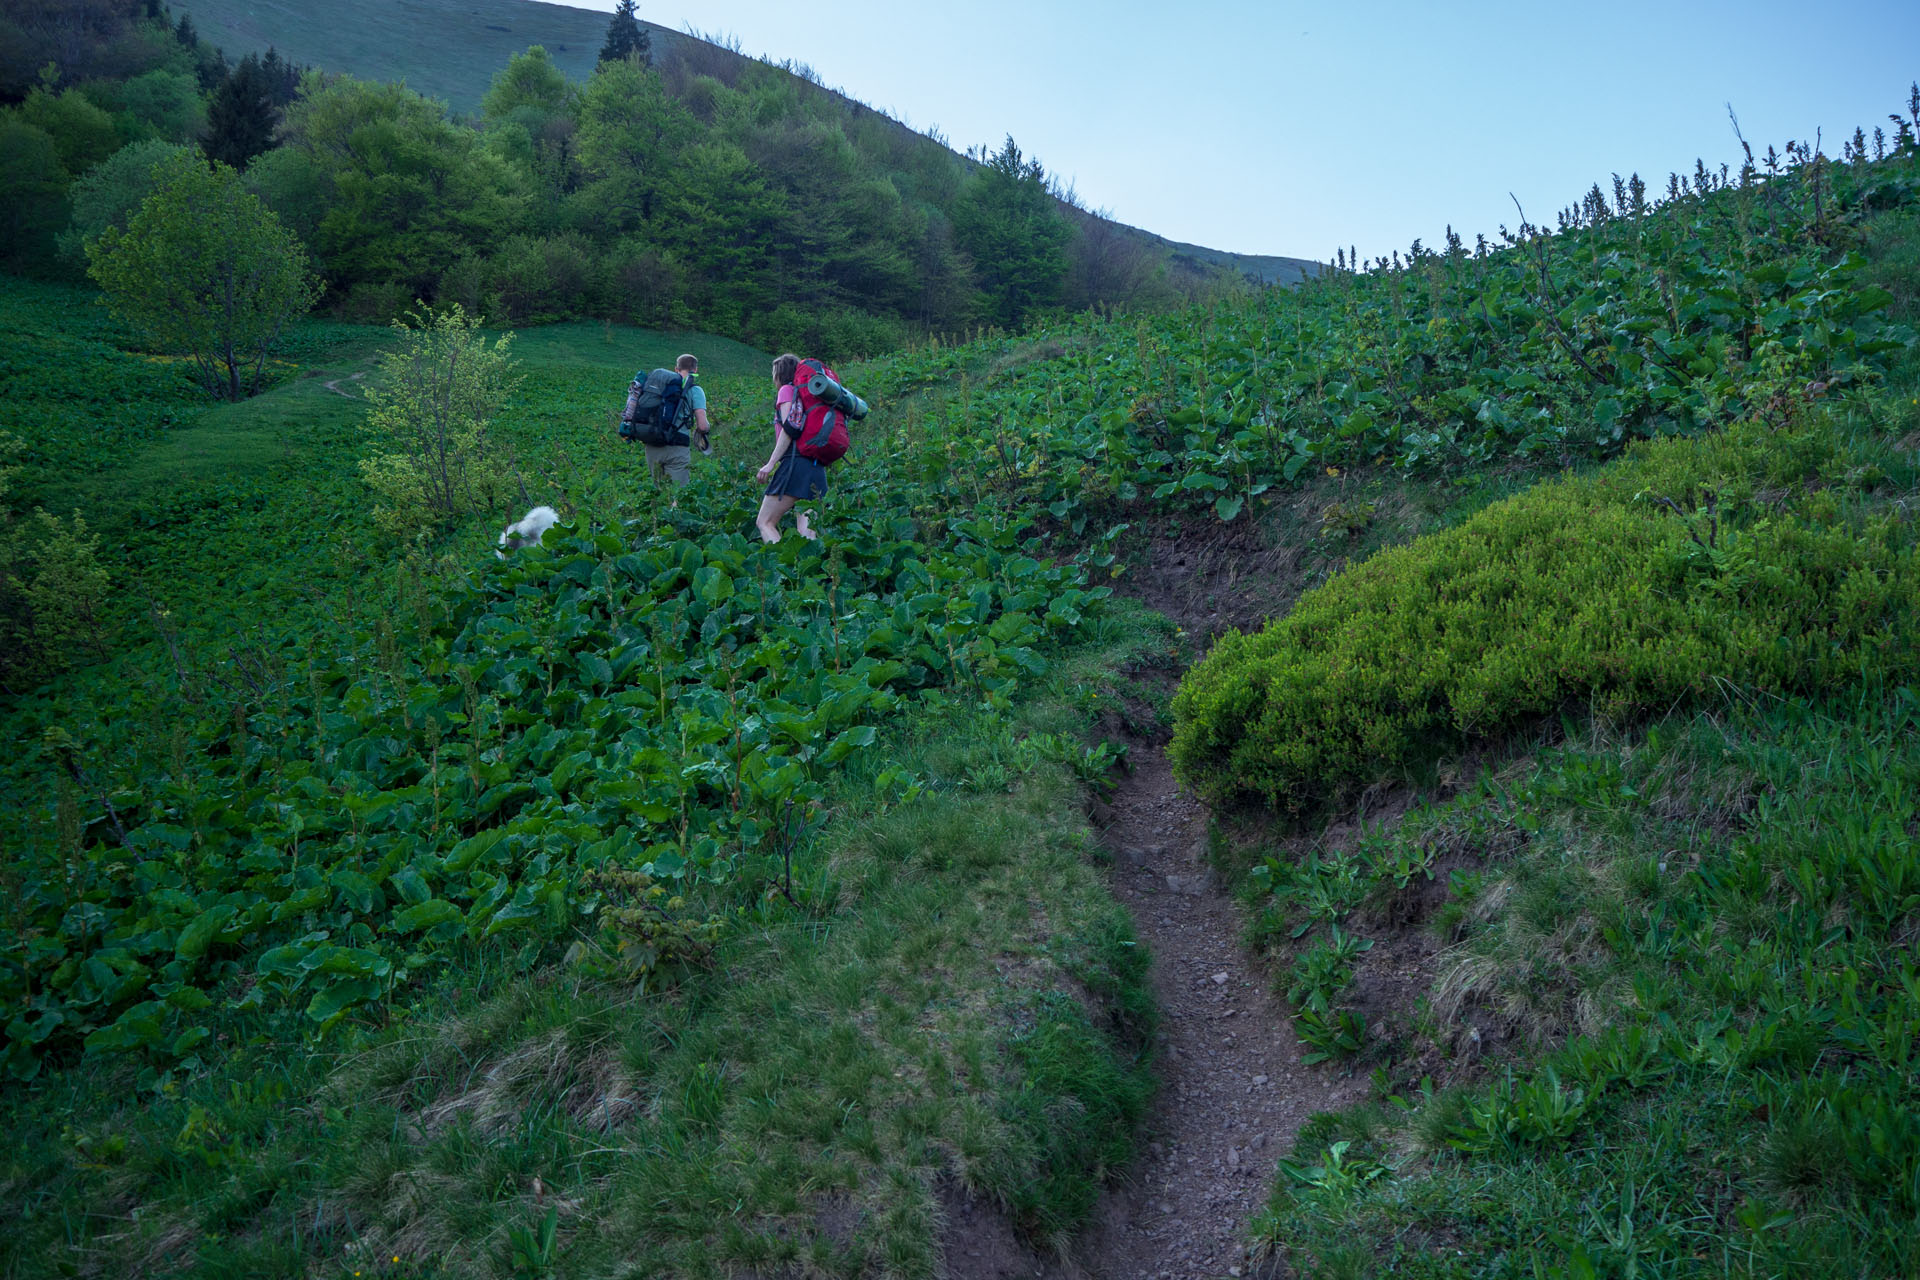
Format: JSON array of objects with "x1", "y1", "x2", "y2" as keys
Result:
[{"x1": 755, "y1": 352, "x2": 824, "y2": 543}]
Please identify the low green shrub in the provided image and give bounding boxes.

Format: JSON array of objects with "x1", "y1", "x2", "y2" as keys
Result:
[
  {"x1": 1170, "y1": 418, "x2": 1920, "y2": 811},
  {"x1": 0, "y1": 431, "x2": 111, "y2": 689}
]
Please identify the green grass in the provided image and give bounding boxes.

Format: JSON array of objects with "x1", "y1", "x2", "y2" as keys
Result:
[
  {"x1": 173, "y1": 0, "x2": 636, "y2": 115},
  {"x1": 0, "y1": 606, "x2": 1162, "y2": 1279},
  {"x1": 4, "y1": 115, "x2": 1917, "y2": 1280},
  {"x1": 1245, "y1": 692, "x2": 1920, "y2": 1279},
  {"x1": 0, "y1": 274, "x2": 1165, "y2": 1277},
  {"x1": 0, "y1": 277, "x2": 778, "y2": 665},
  {"x1": 1213, "y1": 215, "x2": 1920, "y2": 1279}
]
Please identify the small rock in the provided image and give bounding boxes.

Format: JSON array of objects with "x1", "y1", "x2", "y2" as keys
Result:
[
  {"x1": 1231, "y1": 1269, "x2": 1244, "y2": 1278},
  {"x1": 1252, "y1": 1074, "x2": 1268, "y2": 1085},
  {"x1": 1157, "y1": 1202, "x2": 1173, "y2": 1215},
  {"x1": 1211, "y1": 972, "x2": 1229, "y2": 985},
  {"x1": 1227, "y1": 1146, "x2": 1240, "y2": 1168},
  {"x1": 1167, "y1": 873, "x2": 1208, "y2": 895}
]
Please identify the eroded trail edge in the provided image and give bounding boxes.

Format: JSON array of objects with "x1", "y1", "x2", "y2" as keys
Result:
[{"x1": 1075, "y1": 729, "x2": 1363, "y2": 1280}]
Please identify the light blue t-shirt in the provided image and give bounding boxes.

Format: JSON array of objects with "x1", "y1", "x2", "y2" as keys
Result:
[{"x1": 684, "y1": 381, "x2": 706, "y2": 415}]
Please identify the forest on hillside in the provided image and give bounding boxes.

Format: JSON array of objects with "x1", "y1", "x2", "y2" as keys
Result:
[{"x1": 0, "y1": 0, "x2": 1230, "y2": 357}]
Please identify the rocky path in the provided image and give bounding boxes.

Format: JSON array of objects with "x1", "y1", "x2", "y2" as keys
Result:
[{"x1": 1072, "y1": 738, "x2": 1363, "y2": 1280}]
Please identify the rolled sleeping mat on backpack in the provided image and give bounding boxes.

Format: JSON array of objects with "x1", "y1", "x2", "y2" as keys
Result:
[{"x1": 806, "y1": 372, "x2": 869, "y2": 420}]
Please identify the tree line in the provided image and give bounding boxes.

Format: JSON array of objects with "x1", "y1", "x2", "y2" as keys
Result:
[{"x1": 0, "y1": 0, "x2": 1218, "y2": 357}]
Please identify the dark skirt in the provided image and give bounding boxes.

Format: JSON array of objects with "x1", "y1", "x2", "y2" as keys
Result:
[{"x1": 766, "y1": 452, "x2": 828, "y2": 501}]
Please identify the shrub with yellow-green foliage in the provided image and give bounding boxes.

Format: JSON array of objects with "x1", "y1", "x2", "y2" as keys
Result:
[
  {"x1": 0, "y1": 431, "x2": 111, "y2": 692},
  {"x1": 358, "y1": 304, "x2": 524, "y2": 536},
  {"x1": 1170, "y1": 419, "x2": 1920, "y2": 812}
]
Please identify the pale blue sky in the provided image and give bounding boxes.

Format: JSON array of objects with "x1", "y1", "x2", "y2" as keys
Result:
[{"x1": 557, "y1": 0, "x2": 1919, "y2": 264}]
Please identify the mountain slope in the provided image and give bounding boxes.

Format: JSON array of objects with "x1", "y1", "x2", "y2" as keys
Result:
[
  {"x1": 176, "y1": 0, "x2": 666, "y2": 111},
  {"x1": 172, "y1": 0, "x2": 1319, "y2": 286}
]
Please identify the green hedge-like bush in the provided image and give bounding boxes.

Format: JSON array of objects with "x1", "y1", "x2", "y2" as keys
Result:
[{"x1": 1169, "y1": 424, "x2": 1920, "y2": 811}]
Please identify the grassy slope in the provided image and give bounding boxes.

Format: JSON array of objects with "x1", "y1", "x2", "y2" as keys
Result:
[
  {"x1": 0, "y1": 279, "x2": 771, "y2": 649},
  {"x1": 1210, "y1": 210, "x2": 1920, "y2": 1278},
  {"x1": 3, "y1": 627, "x2": 1160, "y2": 1280},
  {"x1": 171, "y1": 0, "x2": 648, "y2": 110},
  {"x1": 5, "y1": 129, "x2": 1915, "y2": 1280},
  {"x1": 0, "y1": 285, "x2": 1160, "y2": 1278}
]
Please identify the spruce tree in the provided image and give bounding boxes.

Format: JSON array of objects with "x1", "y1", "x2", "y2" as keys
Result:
[
  {"x1": 598, "y1": 0, "x2": 652, "y2": 67},
  {"x1": 951, "y1": 136, "x2": 1071, "y2": 328},
  {"x1": 205, "y1": 54, "x2": 277, "y2": 170}
]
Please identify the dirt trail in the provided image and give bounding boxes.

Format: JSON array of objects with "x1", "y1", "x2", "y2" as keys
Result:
[
  {"x1": 947, "y1": 521, "x2": 1358, "y2": 1280},
  {"x1": 1070, "y1": 734, "x2": 1363, "y2": 1280},
  {"x1": 1075, "y1": 524, "x2": 1365, "y2": 1280}
]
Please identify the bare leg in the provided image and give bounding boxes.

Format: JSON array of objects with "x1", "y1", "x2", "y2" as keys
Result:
[{"x1": 756, "y1": 494, "x2": 798, "y2": 543}]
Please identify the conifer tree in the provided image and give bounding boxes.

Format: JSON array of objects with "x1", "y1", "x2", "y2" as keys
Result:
[
  {"x1": 951, "y1": 136, "x2": 1070, "y2": 328},
  {"x1": 206, "y1": 54, "x2": 277, "y2": 170},
  {"x1": 598, "y1": 0, "x2": 652, "y2": 67}
]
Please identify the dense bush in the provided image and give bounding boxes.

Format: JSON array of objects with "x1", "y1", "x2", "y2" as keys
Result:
[{"x1": 1169, "y1": 419, "x2": 1920, "y2": 811}]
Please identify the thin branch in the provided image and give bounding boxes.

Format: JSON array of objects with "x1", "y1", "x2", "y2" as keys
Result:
[{"x1": 1509, "y1": 193, "x2": 1608, "y2": 383}]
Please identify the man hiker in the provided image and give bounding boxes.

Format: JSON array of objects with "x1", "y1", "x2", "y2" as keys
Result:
[{"x1": 622, "y1": 353, "x2": 712, "y2": 490}]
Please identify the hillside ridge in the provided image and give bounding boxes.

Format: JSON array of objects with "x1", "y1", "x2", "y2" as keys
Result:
[{"x1": 170, "y1": 0, "x2": 1319, "y2": 285}]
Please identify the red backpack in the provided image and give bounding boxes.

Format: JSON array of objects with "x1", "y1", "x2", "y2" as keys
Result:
[{"x1": 789, "y1": 357, "x2": 850, "y2": 464}]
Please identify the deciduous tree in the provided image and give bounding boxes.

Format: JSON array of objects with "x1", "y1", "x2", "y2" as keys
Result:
[
  {"x1": 19, "y1": 86, "x2": 120, "y2": 175},
  {"x1": 483, "y1": 47, "x2": 580, "y2": 230},
  {"x1": 280, "y1": 74, "x2": 528, "y2": 297},
  {"x1": 87, "y1": 150, "x2": 321, "y2": 400},
  {"x1": 573, "y1": 58, "x2": 693, "y2": 234},
  {"x1": 358, "y1": 305, "x2": 523, "y2": 534},
  {"x1": 57, "y1": 137, "x2": 190, "y2": 264}
]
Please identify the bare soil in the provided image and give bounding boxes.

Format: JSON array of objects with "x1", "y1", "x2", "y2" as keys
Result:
[
  {"x1": 941, "y1": 512, "x2": 1375, "y2": 1280},
  {"x1": 1066, "y1": 726, "x2": 1364, "y2": 1280},
  {"x1": 1071, "y1": 520, "x2": 1367, "y2": 1280}
]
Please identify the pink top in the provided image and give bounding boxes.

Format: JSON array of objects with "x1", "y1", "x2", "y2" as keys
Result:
[{"x1": 775, "y1": 384, "x2": 799, "y2": 443}]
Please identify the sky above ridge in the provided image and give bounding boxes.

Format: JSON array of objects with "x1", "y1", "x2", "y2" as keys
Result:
[{"x1": 555, "y1": 0, "x2": 1920, "y2": 264}]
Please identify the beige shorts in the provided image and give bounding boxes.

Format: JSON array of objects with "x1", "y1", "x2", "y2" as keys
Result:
[{"x1": 643, "y1": 443, "x2": 691, "y2": 487}]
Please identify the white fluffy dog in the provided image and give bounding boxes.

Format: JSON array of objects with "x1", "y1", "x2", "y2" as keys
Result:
[{"x1": 497, "y1": 505, "x2": 559, "y2": 557}]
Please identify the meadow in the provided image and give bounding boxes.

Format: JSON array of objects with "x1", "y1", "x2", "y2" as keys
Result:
[
  {"x1": 0, "y1": 273, "x2": 1163, "y2": 1276},
  {"x1": 1, "y1": 96, "x2": 1918, "y2": 1279}
]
